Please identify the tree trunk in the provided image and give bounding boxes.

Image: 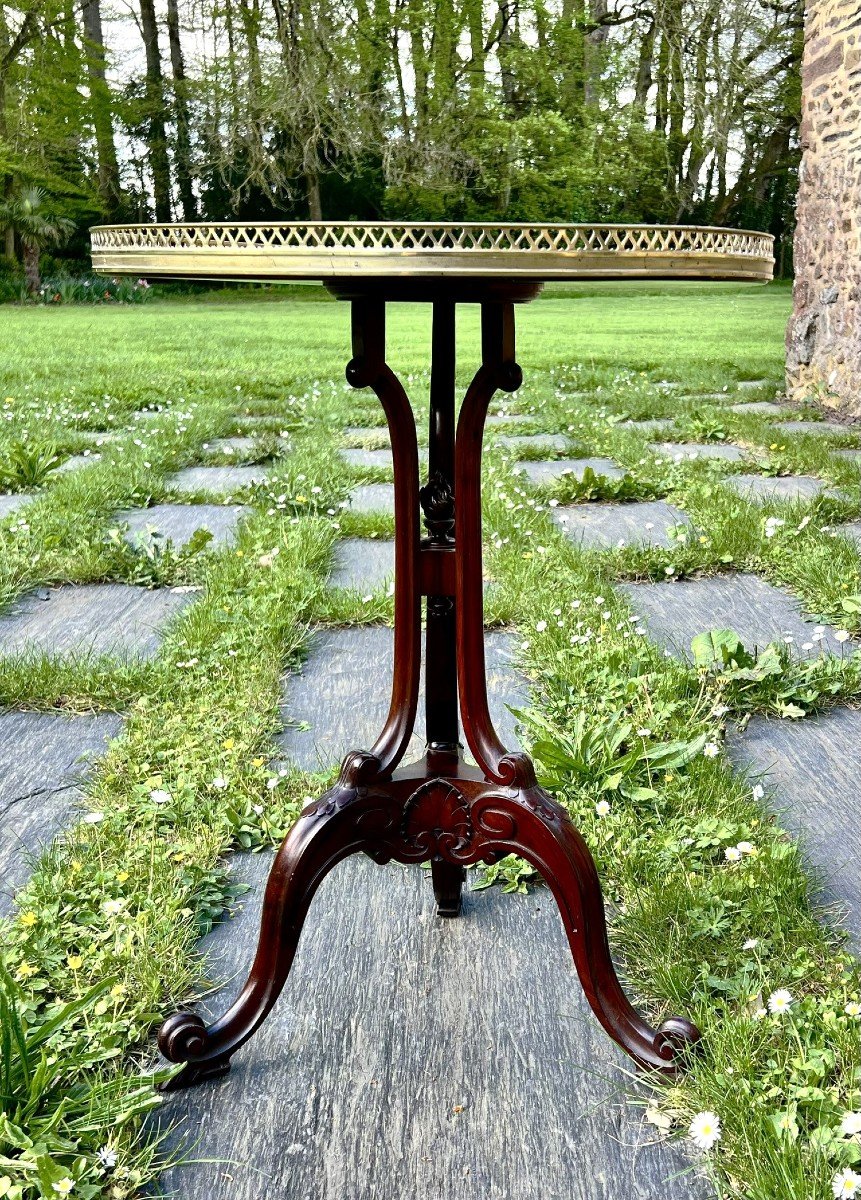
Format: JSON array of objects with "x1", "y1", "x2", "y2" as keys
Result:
[
  {"x1": 23, "y1": 243, "x2": 40, "y2": 294},
  {"x1": 584, "y1": 0, "x2": 609, "y2": 107},
  {"x1": 80, "y1": 0, "x2": 122, "y2": 217},
  {"x1": 138, "y1": 0, "x2": 172, "y2": 221},
  {"x1": 166, "y1": 0, "x2": 196, "y2": 219},
  {"x1": 306, "y1": 168, "x2": 322, "y2": 220}
]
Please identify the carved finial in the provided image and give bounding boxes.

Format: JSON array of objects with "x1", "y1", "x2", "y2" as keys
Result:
[{"x1": 419, "y1": 469, "x2": 455, "y2": 543}]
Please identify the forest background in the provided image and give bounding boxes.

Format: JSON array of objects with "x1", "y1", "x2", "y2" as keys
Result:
[{"x1": 0, "y1": 0, "x2": 802, "y2": 279}]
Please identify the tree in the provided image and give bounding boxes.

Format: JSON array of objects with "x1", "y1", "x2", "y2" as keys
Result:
[{"x1": 0, "y1": 186, "x2": 73, "y2": 292}]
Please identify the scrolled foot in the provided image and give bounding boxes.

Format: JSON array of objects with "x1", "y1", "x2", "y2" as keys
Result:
[
  {"x1": 158, "y1": 1010, "x2": 209, "y2": 1061},
  {"x1": 654, "y1": 1016, "x2": 703, "y2": 1068},
  {"x1": 156, "y1": 1012, "x2": 232, "y2": 1092}
]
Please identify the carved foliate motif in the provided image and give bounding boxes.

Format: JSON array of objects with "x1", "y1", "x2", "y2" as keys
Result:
[{"x1": 402, "y1": 778, "x2": 472, "y2": 860}]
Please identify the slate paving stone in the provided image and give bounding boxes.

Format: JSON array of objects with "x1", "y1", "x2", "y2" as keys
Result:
[
  {"x1": 485, "y1": 413, "x2": 529, "y2": 427},
  {"x1": 202, "y1": 436, "x2": 259, "y2": 457},
  {"x1": 552, "y1": 499, "x2": 690, "y2": 550},
  {"x1": 616, "y1": 418, "x2": 675, "y2": 433},
  {"x1": 619, "y1": 573, "x2": 849, "y2": 659},
  {"x1": 348, "y1": 483, "x2": 395, "y2": 514},
  {"x1": 649, "y1": 441, "x2": 745, "y2": 462},
  {"x1": 0, "y1": 494, "x2": 34, "y2": 520},
  {"x1": 169, "y1": 465, "x2": 268, "y2": 494},
  {"x1": 837, "y1": 522, "x2": 861, "y2": 549},
  {"x1": 517, "y1": 457, "x2": 624, "y2": 485},
  {"x1": 56, "y1": 452, "x2": 103, "y2": 473},
  {"x1": 726, "y1": 709, "x2": 861, "y2": 945},
  {"x1": 329, "y1": 538, "x2": 395, "y2": 591},
  {"x1": 341, "y1": 447, "x2": 394, "y2": 471},
  {"x1": 0, "y1": 711, "x2": 122, "y2": 915},
  {"x1": 730, "y1": 401, "x2": 787, "y2": 415},
  {"x1": 277, "y1": 626, "x2": 525, "y2": 771},
  {"x1": 0, "y1": 584, "x2": 194, "y2": 659},
  {"x1": 154, "y1": 852, "x2": 706, "y2": 1200},
  {"x1": 343, "y1": 425, "x2": 387, "y2": 440},
  {"x1": 776, "y1": 420, "x2": 857, "y2": 439},
  {"x1": 495, "y1": 433, "x2": 569, "y2": 453},
  {"x1": 723, "y1": 474, "x2": 835, "y2": 502},
  {"x1": 832, "y1": 449, "x2": 861, "y2": 462},
  {"x1": 115, "y1": 503, "x2": 250, "y2": 550},
  {"x1": 737, "y1": 379, "x2": 774, "y2": 389}
]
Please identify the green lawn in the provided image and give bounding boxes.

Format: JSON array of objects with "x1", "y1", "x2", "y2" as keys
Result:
[{"x1": 2, "y1": 281, "x2": 861, "y2": 1200}]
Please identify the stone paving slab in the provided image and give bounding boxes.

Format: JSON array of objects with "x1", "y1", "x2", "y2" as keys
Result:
[
  {"x1": 0, "y1": 711, "x2": 123, "y2": 914},
  {"x1": 56, "y1": 452, "x2": 103, "y2": 473},
  {"x1": 154, "y1": 852, "x2": 705, "y2": 1200},
  {"x1": 726, "y1": 708, "x2": 861, "y2": 945},
  {"x1": 277, "y1": 627, "x2": 525, "y2": 771},
  {"x1": 723, "y1": 474, "x2": 835, "y2": 502},
  {"x1": 649, "y1": 441, "x2": 745, "y2": 462},
  {"x1": 776, "y1": 420, "x2": 857, "y2": 438},
  {"x1": 517, "y1": 457, "x2": 624, "y2": 485},
  {"x1": 485, "y1": 413, "x2": 529, "y2": 427},
  {"x1": 837, "y1": 522, "x2": 861, "y2": 549},
  {"x1": 832, "y1": 449, "x2": 861, "y2": 462},
  {"x1": 201, "y1": 436, "x2": 260, "y2": 457},
  {"x1": 169, "y1": 465, "x2": 268, "y2": 494},
  {"x1": 341, "y1": 447, "x2": 394, "y2": 471},
  {"x1": 329, "y1": 539, "x2": 395, "y2": 591},
  {"x1": 0, "y1": 584, "x2": 194, "y2": 659},
  {"x1": 730, "y1": 401, "x2": 787, "y2": 416},
  {"x1": 552, "y1": 500, "x2": 690, "y2": 549},
  {"x1": 619, "y1": 573, "x2": 848, "y2": 659},
  {"x1": 617, "y1": 418, "x2": 675, "y2": 433},
  {"x1": 344, "y1": 425, "x2": 387, "y2": 440},
  {"x1": 348, "y1": 484, "x2": 395, "y2": 514},
  {"x1": 115, "y1": 503, "x2": 250, "y2": 550},
  {"x1": 0, "y1": 494, "x2": 34, "y2": 520},
  {"x1": 495, "y1": 433, "x2": 568, "y2": 453}
]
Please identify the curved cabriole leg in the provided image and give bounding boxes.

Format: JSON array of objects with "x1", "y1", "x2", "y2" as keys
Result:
[
  {"x1": 158, "y1": 753, "x2": 395, "y2": 1090},
  {"x1": 473, "y1": 779, "x2": 701, "y2": 1075}
]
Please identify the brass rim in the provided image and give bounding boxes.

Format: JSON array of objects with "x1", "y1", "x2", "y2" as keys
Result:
[{"x1": 90, "y1": 221, "x2": 774, "y2": 282}]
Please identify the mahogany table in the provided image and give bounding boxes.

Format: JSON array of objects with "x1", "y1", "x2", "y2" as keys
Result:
[{"x1": 92, "y1": 222, "x2": 774, "y2": 1090}]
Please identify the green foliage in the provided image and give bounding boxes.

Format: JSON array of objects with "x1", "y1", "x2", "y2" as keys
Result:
[{"x1": 0, "y1": 443, "x2": 60, "y2": 492}]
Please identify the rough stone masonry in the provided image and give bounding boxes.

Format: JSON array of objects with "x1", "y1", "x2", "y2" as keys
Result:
[{"x1": 786, "y1": 0, "x2": 861, "y2": 415}]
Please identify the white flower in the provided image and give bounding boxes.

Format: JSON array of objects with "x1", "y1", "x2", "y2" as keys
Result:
[
  {"x1": 636, "y1": 728, "x2": 651, "y2": 737},
  {"x1": 737, "y1": 841, "x2": 756, "y2": 855},
  {"x1": 743, "y1": 938, "x2": 758, "y2": 950},
  {"x1": 752, "y1": 783, "x2": 765, "y2": 802},
  {"x1": 841, "y1": 1112, "x2": 861, "y2": 1137},
  {"x1": 535, "y1": 620, "x2": 547, "y2": 633},
  {"x1": 767, "y1": 988, "x2": 794, "y2": 1015},
  {"x1": 52, "y1": 1181, "x2": 74, "y2": 1196},
  {"x1": 703, "y1": 742, "x2": 720, "y2": 758},
  {"x1": 102, "y1": 898, "x2": 125, "y2": 916},
  {"x1": 83, "y1": 812, "x2": 105, "y2": 824},
  {"x1": 688, "y1": 1111, "x2": 721, "y2": 1151},
  {"x1": 97, "y1": 1146, "x2": 118, "y2": 1169},
  {"x1": 835, "y1": 630, "x2": 852, "y2": 643},
  {"x1": 149, "y1": 789, "x2": 171, "y2": 805},
  {"x1": 711, "y1": 704, "x2": 729, "y2": 717},
  {"x1": 595, "y1": 799, "x2": 611, "y2": 817},
  {"x1": 724, "y1": 846, "x2": 742, "y2": 862},
  {"x1": 833, "y1": 1168, "x2": 861, "y2": 1198},
  {"x1": 211, "y1": 776, "x2": 228, "y2": 789},
  {"x1": 845, "y1": 1001, "x2": 861, "y2": 1018},
  {"x1": 753, "y1": 1006, "x2": 767, "y2": 1020}
]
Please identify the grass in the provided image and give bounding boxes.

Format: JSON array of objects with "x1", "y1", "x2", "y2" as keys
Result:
[{"x1": 0, "y1": 279, "x2": 860, "y2": 1198}]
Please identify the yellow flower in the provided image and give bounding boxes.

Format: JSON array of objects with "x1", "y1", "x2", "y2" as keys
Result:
[
  {"x1": 71, "y1": 859, "x2": 82, "y2": 872},
  {"x1": 235, "y1": 549, "x2": 244, "y2": 557},
  {"x1": 110, "y1": 983, "x2": 126, "y2": 999},
  {"x1": 251, "y1": 757, "x2": 264, "y2": 768},
  {"x1": 116, "y1": 871, "x2": 129, "y2": 884},
  {"x1": 295, "y1": 495, "x2": 307, "y2": 503},
  {"x1": 15, "y1": 961, "x2": 36, "y2": 980},
  {"x1": 222, "y1": 737, "x2": 235, "y2": 751},
  {"x1": 67, "y1": 954, "x2": 83, "y2": 971},
  {"x1": 19, "y1": 911, "x2": 37, "y2": 928}
]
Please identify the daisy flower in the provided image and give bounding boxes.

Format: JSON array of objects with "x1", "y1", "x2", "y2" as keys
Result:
[
  {"x1": 689, "y1": 1111, "x2": 721, "y2": 1151},
  {"x1": 841, "y1": 1113, "x2": 861, "y2": 1137},
  {"x1": 767, "y1": 988, "x2": 793, "y2": 1015},
  {"x1": 833, "y1": 1168, "x2": 861, "y2": 1198}
]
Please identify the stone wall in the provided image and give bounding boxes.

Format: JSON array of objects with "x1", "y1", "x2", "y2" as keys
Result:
[{"x1": 786, "y1": 0, "x2": 861, "y2": 415}]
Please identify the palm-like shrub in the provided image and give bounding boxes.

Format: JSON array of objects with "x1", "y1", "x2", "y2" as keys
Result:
[{"x1": 0, "y1": 190, "x2": 74, "y2": 296}]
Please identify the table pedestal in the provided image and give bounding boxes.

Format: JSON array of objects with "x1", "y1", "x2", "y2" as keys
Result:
[{"x1": 158, "y1": 287, "x2": 701, "y2": 1090}]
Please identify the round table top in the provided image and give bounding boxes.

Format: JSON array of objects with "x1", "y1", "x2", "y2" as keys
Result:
[{"x1": 90, "y1": 222, "x2": 774, "y2": 284}]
